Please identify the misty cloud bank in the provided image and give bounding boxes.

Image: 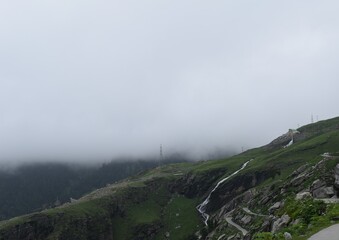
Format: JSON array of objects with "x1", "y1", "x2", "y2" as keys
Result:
[{"x1": 0, "y1": 1, "x2": 338, "y2": 163}]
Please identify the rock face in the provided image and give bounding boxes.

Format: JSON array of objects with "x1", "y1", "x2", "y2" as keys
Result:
[
  {"x1": 290, "y1": 172, "x2": 309, "y2": 187},
  {"x1": 271, "y1": 214, "x2": 291, "y2": 233},
  {"x1": 268, "y1": 202, "x2": 281, "y2": 214},
  {"x1": 312, "y1": 179, "x2": 326, "y2": 190},
  {"x1": 335, "y1": 164, "x2": 339, "y2": 191},
  {"x1": 311, "y1": 179, "x2": 335, "y2": 198},
  {"x1": 240, "y1": 215, "x2": 252, "y2": 225},
  {"x1": 205, "y1": 169, "x2": 279, "y2": 214},
  {"x1": 284, "y1": 232, "x2": 292, "y2": 240},
  {"x1": 296, "y1": 191, "x2": 312, "y2": 200},
  {"x1": 266, "y1": 129, "x2": 300, "y2": 149},
  {"x1": 170, "y1": 168, "x2": 229, "y2": 198}
]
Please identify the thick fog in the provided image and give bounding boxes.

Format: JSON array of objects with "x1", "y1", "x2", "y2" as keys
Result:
[{"x1": 0, "y1": 1, "x2": 338, "y2": 163}]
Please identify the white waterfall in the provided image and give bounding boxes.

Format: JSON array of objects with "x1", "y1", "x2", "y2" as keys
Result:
[{"x1": 196, "y1": 159, "x2": 253, "y2": 226}]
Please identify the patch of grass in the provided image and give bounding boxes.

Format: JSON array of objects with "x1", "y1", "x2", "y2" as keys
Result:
[
  {"x1": 128, "y1": 199, "x2": 162, "y2": 224},
  {"x1": 0, "y1": 215, "x2": 30, "y2": 229},
  {"x1": 111, "y1": 184, "x2": 171, "y2": 239},
  {"x1": 128, "y1": 181, "x2": 147, "y2": 188},
  {"x1": 157, "y1": 195, "x2": 202, "y2": 240},
  {"x1": 253, "y1": 232, "x2": 284, "y2": 240},
  {"x1": 243, "y1": 130, "x2": 339, "y2": 188}
]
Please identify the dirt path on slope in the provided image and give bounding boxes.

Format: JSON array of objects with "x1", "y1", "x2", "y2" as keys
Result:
[{"x1": 225, "y1": 217, "x2": 248, "y2": 236}]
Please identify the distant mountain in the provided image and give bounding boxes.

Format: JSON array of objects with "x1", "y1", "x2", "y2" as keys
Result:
[
  {"x1": 0, "y1": 117, "x2": 339, "y2": 240},
  {"x1": 0, "y1": 157, "x2": 188, "y2": 221}
]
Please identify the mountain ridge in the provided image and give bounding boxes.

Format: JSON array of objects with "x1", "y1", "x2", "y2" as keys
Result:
[{"x1": 1, "y1": 117, "x2": 339, "y2": 240}]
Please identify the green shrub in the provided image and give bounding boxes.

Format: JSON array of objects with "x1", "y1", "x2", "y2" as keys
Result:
[{"x1": 253, "y1": 232, "x2": 284, "y2": 240}]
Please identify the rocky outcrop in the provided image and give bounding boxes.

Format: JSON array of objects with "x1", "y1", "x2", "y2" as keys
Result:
[
  {"x1": 206, "y1": 169, "x2": 280, "y2": 213},
  {"x1": 268, "y1": 202, "x2": 282, "y2": 214},
  {"x1": 266, "y1": 129, "x2": 301, "y2": 149},
  {"x1": 335, "y1": 164, "x2": 339, "y2": 192},
  {"x1": 240, "y1": 216, "x2": 252, "y2": 225},
  {"x1": 170, "y1": 168, "x2": 230, "y2": 198},
  {"x1": 295, "y1": 191, "x2": 312, "y2": 200},
  {"x1": 284, "y1": 232, "x2": 292, "y2": 240},
  {"x1": 271, "y1": 214, "x2": 291, "y2": 233},
  {"x1": 205, "y1": 156, "x2": 339, "y2": 240},
  {"x1": 311, "y1": 179, "x2": 335, "y2": 198}
]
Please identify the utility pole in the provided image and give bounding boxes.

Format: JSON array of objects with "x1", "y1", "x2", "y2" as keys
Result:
[{"x1": 311, "y1": 114, "x2": 314, "y2": 123}]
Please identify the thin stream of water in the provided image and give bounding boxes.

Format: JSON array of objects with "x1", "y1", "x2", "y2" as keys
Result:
[{"x1": 196, "y1": 159, "x2": 253, "y2": 225}]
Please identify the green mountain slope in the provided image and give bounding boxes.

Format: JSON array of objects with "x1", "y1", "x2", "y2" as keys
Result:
[
  {"x1": 0, "y1": 158, "x2": 188, "y2": 221},
  {"x1": 1, "y1": 117, "x2": 339, "y2": 240}
]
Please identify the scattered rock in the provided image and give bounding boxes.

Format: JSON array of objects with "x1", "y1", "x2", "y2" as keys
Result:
[
  {"x1": 290, "y1": 172, "x2": 309, "y2": 187},
  {"x1": 243, "y1": 234, "x2": 251, "y2": 240},
  {"x1": 260, "y1": 196, "x2": 270, "y2": 204},
  {"x1": 242, "y1": 190, "x2": 255, "y2": 203},
  {"x1": 312, "y1": 179, "x2": 326, "y2": 190},
  {"x1": 261, "y1": 218, "x2": 272, "y2": 232},
  {"x1": 240, "y1": 215, "x2": 252, "y2": 225},
  {"x1": 271, "y1": 214, "x2": 291, "y2": 233},
  {"x1": 334, "y1": 164, "x2": 339, "y2": 190},
  {"x1": 165, "y1": 232, "x2": 170, "y2": 238},
  {"x1": 284, "y1": 232, "x2": 292, "y2": 240},
  {"x1": 313, "y1": 160, "x2": 325, "y2": 169},
  {"x1": 291, "y1": 164, "x2": 309, "y2": 177},
  {"x1": 235, "y1": 232, "x2": 242, "y2": 239},
  {"x1": 312, "y1": 186, "x2": 334, "y2": 198},
  {"x1": 296, "y1": 191, "x2": 312, "y2": 200},
  {"x1": 227, "y1": 234, "x2": 235, "y2": 240},
  {"x1": 310, "y1": 179, "x2": 335, "y2": 198},
  {"x1": 217, "y1": 233, "x2": 226, "y2": 240},
  {"x1": 325, "y1": 187, "x2": 335, "y2": 196},
  {"x1": 292, "y1": 218, "x2": 301, "y2": 225},
  {"x1": 269, "y1": 202, "x2": 281, "y2": 213}
]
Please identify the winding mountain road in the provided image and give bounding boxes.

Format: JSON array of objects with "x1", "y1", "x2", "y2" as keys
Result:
[
  {"x1": 242, "y1": 207, "x2": 267, "y2": 217},
  {"x1": 308, "y1": 224, "x2": 339, "y2": 240},
  {"x1": 225, "y1": 217, "x2": 248, "y2": 236}
]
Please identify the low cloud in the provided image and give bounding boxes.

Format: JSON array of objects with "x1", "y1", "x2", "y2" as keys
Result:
[{"x1": 0, "y1": 1, "x2": 338, "y2": 163}]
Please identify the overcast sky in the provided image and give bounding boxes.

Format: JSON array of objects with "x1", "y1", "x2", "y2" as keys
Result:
[{"x1": 0, "y1": 1, "x2": 338, "y2": 163}]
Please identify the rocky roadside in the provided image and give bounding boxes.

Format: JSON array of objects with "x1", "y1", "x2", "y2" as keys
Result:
[{"x1": 201, "y1": 154, "x2": 339, "y2": 240}]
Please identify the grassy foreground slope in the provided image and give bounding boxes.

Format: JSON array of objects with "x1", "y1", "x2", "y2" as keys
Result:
[{"x1": 0, "y1": 117, "x2": 339, "y2": 239}]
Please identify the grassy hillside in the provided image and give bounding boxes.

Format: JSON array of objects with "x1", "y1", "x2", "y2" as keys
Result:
[
  {"x1": 0, "y1": 117, "x2": 339, "y2": 240},
  {"x1": 0, "y1": 158, "x2": 188, "y2": 221}
]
